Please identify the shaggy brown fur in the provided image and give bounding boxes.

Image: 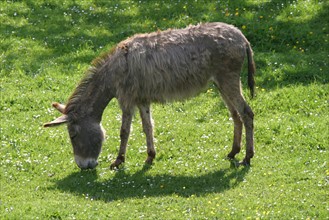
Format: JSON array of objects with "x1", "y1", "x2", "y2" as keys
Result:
[{"x1": 44, "y1": 22, "x2": 255, "y2": 170}]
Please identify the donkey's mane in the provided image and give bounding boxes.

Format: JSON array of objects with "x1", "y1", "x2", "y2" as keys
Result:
[{"x1": 64, "y1": 48, "x2": 115, "y2": 116}]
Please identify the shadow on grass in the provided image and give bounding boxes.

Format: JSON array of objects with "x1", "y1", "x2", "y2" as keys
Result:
[{"x1": 51, "y1": 162, "x2": 249, "y2": 202}]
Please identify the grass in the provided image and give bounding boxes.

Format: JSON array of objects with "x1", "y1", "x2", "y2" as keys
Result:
[{"x1": 1, "y1": 0, "x2": 328, "y2": 219}]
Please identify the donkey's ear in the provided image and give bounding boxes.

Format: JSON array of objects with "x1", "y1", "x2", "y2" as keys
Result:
[
  {"x1": 44, "y1": 115, "x2": 68, "y2": 127},
  {"x1": 52, "y1": 102, "x2": 66, "y2": 114}
]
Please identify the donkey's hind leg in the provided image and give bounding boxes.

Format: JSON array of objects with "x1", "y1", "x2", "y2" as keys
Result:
[
  {"x1": 215, "y1": 76, "x2": 254, "y2": 166},
  {"x1": 226, "y1": 104, "x2": 243, "y2": 160},
  {"x1": 239, "y1": 103, "x2": 254, "y2": 166},
  {"x1": 215, "y1": 87, "x2": 243, "y2": 160},
  {"x1": 138, "y1": 104, "x2": 156, "y2": 165}
]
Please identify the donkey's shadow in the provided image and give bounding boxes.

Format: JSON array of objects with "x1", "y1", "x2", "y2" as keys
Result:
[{"x1": 52, "y1": 162, "x2": 249, "y2": 202}]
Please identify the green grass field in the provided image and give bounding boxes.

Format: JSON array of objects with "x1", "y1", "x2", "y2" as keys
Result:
[{"x1": 1, "y1": 0, "x2": 328, "y2": 219}]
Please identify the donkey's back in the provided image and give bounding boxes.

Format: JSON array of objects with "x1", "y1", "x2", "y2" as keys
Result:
[{"x1": 114, "y1": 22, "x2": 254, "y2": 106}]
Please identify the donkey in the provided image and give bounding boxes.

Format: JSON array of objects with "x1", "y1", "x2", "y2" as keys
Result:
[{"x1": 44, "y1": 22, "x2": 255, "y2": 170}]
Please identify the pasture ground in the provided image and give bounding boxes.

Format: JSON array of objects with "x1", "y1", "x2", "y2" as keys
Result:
[{"x1": 1, "y1": 0, "x2": 328, "y2": 219}]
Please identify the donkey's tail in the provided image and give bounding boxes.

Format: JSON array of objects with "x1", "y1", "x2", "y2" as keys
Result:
[{"x1": 246, "y1": 43, "x2": 256, "y2": 98}]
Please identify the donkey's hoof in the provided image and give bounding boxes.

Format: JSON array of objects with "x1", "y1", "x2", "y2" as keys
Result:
[
  {"x1": 227, "y1": 150, "x2": 240, "y2": 160},
  {"x1": 145, "y1": 156, "x2": 154, "y2": 165},
  {"x1": 239, "y1": 158, "x2": 251, "y2": 167},
  {"x1": 110, "y1": 159, "x2": 124, "y2": 170},
  {"x1": 226, "y1": 153, "x2": 237, "y2": 161}
]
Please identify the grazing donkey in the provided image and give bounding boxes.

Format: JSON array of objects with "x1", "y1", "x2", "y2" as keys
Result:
[{"x1": 44, "y1": 22, "x2": 255, "y2": 170}]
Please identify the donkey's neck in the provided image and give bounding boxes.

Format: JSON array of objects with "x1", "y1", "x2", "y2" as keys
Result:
[{"x1": 65, "y1": 70, "x2": 114, "y2": 122}]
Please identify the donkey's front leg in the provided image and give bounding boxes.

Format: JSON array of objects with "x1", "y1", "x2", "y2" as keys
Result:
[
  {"x1": 138, "y1": 104, "x2": 156, "y2": 165},
  {"x1": 110, "y1": 110, "x2": 133, "y2": 170}
]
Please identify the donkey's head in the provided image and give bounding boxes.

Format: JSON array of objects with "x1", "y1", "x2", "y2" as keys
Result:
[{"x1": 44, "y1": 103, "x2": 105, "y2": 169}]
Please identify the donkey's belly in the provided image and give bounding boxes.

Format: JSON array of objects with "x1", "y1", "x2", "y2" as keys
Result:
[{"x1": 141, "y1": 75, "x2": 212, "y2": 103}]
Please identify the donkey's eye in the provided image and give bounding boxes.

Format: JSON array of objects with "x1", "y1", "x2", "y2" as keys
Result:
[
  {"x1": 70, "y1": 134, "x2": 77, "y2": 139},
  {"x1": 69, "y1": 131, "x2": 78, "y2": 139}
]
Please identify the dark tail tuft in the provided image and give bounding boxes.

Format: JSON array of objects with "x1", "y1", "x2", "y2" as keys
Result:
[{"x1": 246, "y1": 44, "x2": 256, "y2": 98}]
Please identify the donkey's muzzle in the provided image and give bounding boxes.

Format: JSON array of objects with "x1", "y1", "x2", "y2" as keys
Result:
[{"x1": 74, "y1": 155, "x2": 98, "y2": 170}]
